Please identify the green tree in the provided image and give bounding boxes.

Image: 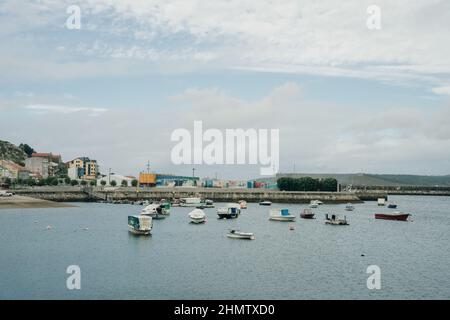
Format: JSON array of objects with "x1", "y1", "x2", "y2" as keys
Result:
[
  {"x1": 27, "y1": 178, "x2": 36, "y2": 186},
  {"x1": 80, "y1": 180, "x2": 87, "y2": 186},
  {"x1": 19, "y1": 143, "x2": 35, "y2": 157},
  {"x1": 110, "y1": 180, "x2": 117, "y2": 187},
  {"x1": 64, "y1": 177, "x2": 71, "y2": 185},
  {"x1": 131, "y1": 179, "x2": 138, "y2": 187},
  {"x1": 121, "y1": 180, "x2": 128, "y2": 187},
  {"x1": 71, "y1": 180, "x2": 79, "y2": 186},
  {"x1": 100, "y1": 180, "x2": 107, "y2": 187},
  {"x1": 90, "y1": 180, "x2": 97, "y2": 186},
  {"x1": 51, "y1": 178, "x2": 59, "y2": 186}
]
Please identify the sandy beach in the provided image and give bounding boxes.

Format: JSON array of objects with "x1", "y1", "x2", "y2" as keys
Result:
[{"x1": 0, "y1": 195, "x2": 76, "y2": 209}]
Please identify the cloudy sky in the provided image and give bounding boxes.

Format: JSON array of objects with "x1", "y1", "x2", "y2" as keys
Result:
[{"x1": 1, "y1": 0, "x2": 450, "y2": 179}]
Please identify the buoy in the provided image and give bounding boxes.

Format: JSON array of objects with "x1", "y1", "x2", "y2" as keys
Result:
[
  {"x1": 289, "y1": 225, "x2": 295, "y2": 230},
  {"x1": 46, "y1": 225, "x2": 52, "y2": 230}
]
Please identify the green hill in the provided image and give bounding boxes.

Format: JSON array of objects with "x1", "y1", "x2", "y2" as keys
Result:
[
  {"x1": 0, "y1": 140, "x2": 28, "y2": 165},
  {"x1": 273, "y1": 173, "x2": 450, "y2": 187}
]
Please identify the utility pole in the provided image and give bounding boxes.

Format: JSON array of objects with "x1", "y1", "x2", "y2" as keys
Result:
[
  {"x1": 146, "y1": 161, "x2": 150, "y2": 174},
  {"x1": 108, "y1": 168, "x2": 111, "y2": 185}
]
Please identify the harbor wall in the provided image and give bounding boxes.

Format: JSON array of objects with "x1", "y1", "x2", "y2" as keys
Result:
[{"x1": 13, "y1": 187, "x2": 390, "y2": 203}]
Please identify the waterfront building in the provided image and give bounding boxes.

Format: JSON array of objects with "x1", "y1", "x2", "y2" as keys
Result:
[
  {"x1": 25, "y1": 153, "x2": 62, "y2": 178},
  {"x1": 0, "y1": 160, "x2": 24, "y2": 180},
  {"x1": 67, "y1": 157, "x2": 99, "y2": 180},
  {"x1": 155, "y1": 174, "x2": 199, "y2": 187},
  {"x1": 97, "y1": 174, "x2": 135, "y2": 187}
]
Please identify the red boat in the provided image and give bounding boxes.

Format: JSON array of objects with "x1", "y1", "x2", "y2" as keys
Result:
[
  {"x1": 375, "y1": 212, "x2": 410, "y2": 221},
  {"x1": 300, "y1": 209, "x2": 315, "y2": 219}
]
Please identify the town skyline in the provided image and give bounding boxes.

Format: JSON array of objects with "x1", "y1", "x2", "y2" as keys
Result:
[{"x1": 1, "y1": 1, "x2": 450, "y2": 179}]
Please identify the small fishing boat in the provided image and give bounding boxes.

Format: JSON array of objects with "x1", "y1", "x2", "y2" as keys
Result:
[
  {"x1": 387, "y1": 203, "x2": 397, "y2": 209},
  {"x1": 300, "y1": 208, "x2": 315, "y2": 219},
  {"x1": 159, "y1": 201, "x2": 171, "y2": 214},
  {"x1": 196, "y1": 199, "x2": 214, "y2": 209},
  {"x1": 188, "y1": 209, "x2": 206, "y2": 224},
  {"x1": 239, "y1": 200, "x2": 247, "y2": 209},
  {"x1": 325, "y1": 214, "x2": 349, "y2": 225},
  {"x1": 309, "y1": 203, "x2": 318, "y2": 208},
  {"x1": 269, "y1": 208, "x2": 296, "y2": 222},
  {"x1": 128, "y1": 215, "x2": 153, "y2": 235},
  {"x1": 180, "y1": 197, "x2": 202, "y2": 207},
  {"x1": 259, "y1": 200, "x2": 272, "y2": 206},
  {"x1": 227, "y1": 229, "x2": 255, "y2": 240},
  {"x1": 345, "y1": 203, "x2": 355, "y2": 211},
  {"x1": 375, "y1": 212, "x2": 410, "y2": 221},
  {"x1": 141, "y1": 203, "x2": 167, "y2": 219},
  {"x1": 217, "y1": 204, "x2": 241, "y2": 219},
  {"x1": 377, "y1": 198, "x2": 386, "y2": 206}
]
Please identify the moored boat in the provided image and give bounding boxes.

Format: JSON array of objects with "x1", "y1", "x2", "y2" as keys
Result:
[
  {"x1": 300, "y1": 208, "x2": 315, "y2": 219},
  {"x1": 188, "y1": 209, "x2": 206, "y2": 224},
  {"x1": 325, "y1": 214, "x2": 349, "y2": 225},
  {"x1": 269, "y1": 208, "x2": 296, "y2": 221},
  {"x1": 180, "y1": 197, "x2": 202, "y2": 207},
  {"x1": 259, "y1": 200, "x2": 272, "y2": 206},
  {"x1": 387, "y1": 203, "x2": 397, "y2": 209},
  {"x1": 128, "y1": 215, "x2": 153, "y2": 235},
  {"x1": 377, "y1": 198, "x2": 386, "y2": 206},
  {"x1": 227, "y1": 229, "x2": 255, "y2": 240},
  {"x1": 239, "y1": 200, "x2": 247, "y2": 209},
  {"x1": 141, "y1": 203, "x2": 167, "y2": 219},
  {"x1": 196, "y1": 199, "x2": 214, "y2": 209},
  {"x1": 345, "y1": 203, "x2": 355, "y2": 211},
  {"x1": 217, "y1": 203, "x2": 241, "y2": 219},
  {"x1": 375, "y1": 212, "x2": 410, "y2": 221}
]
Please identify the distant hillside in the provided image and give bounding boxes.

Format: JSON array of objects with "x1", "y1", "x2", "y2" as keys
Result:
[
  {"x1": 272, "y1": 173, "x2": 450, "y2": 187},
  {"x1": 0, "y1": 140, "x2": 27, "y2": 165}
]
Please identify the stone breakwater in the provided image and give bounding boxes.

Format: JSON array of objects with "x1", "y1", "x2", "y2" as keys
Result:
[{"x1": 12, "y1": 187, "x2": 389, "y2": 203}]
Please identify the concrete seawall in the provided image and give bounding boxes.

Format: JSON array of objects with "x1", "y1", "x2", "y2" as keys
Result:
[{"x1": 13, "y1": 187, "x2": 389, "y2": 203}]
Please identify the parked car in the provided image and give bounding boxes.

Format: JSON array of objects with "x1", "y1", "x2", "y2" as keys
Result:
[{"x1": 0, "y1": 190, "x2": 13, "y2": 197}]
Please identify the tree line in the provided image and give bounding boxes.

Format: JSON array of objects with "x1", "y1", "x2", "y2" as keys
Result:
[{"x1": 277, "y1": 177, "x2": 338, "y2": 192}]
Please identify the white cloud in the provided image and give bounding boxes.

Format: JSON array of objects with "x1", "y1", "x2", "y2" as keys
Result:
[
  {"x1": 0, "y1": 0, "x2": 450, "y2": 86},
  {"x1": 25, "y1": 104, "x2": 107, "y2": 117},
  {"x1": 432, "y1": 86, "x2": 450, "y2": 95}
]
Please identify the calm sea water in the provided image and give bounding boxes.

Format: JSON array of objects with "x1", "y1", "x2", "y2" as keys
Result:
[{"x1": 0, "y1": 195, "x2": 449, "y2": 300}]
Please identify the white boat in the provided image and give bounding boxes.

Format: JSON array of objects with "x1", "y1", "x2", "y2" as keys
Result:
[
  {"x1": 309, "y1": 203, "x2": 319, "y2": 208},
  {"x1": 128, "y1": 215, "x2": 153, "y2": 235},
  {"x1": 325, "y1": 214, "x2": 349, "y2": 225},
  {"x1": 227, "y1": 229, "x2": 255, "y2": 240},
  {"x1": 180, "y1": 197, "x2": 202, "y2": 207},
  {"x1": 345, "y1": 203, "x2": 355, "y2": 211},
  {"x1": 377, "y1": 198, "x2": 386, "y2": 206},
  {"x1": 259, "y1": 200, "x2": 272, "y2": 206},
  {"x1": 141, "y1": 203, "x2": 167, "y2": 219},
  {"x1": 196, "y1": 199, "x2": 214, "y2": 209},
  {"x1": 188, "y1": 209, "x2": 206, "y2": 224},
  {"x1": 269, "y1": 208, "x2": 296, "y2": 221},
  {"x1": 217, "y1": 203, "x2": 241, "y2": 219},
  {"x1": 310, "y1": 199, "x2": 323, "y2": 206},
  {"x1": 239, "y1": 200, "x2": 247, "y2": 209}
]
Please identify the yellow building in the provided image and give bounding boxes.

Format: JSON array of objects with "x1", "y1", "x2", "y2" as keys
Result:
[
  {"x1": 139, "y1": 173, "x2": 156, "y2": 187},
  {"x1": 67, "y1": 157, "x2": 99, "y2": 180}
]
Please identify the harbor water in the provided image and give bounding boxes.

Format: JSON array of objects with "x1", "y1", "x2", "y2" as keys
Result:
[{"x1": 0, "y1": 195, "x2": 449, "y2": 299}]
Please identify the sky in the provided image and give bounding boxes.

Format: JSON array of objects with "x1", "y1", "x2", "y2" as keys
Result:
[{"x1": 1, "y1": 0, "x2": 450, "y2": 179}]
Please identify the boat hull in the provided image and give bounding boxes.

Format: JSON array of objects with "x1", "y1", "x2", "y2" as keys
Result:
[
  {"x1": 227, "y1": 233, "x2": 255, "y2": 240},
  {"x1": 325, "y1": 220, "x2": 349, "y2": 225},
  {"x1": 300, "y1": 214, "x2": 315, "y2": 219},
  {"x1": 387, "y1": 204, "x2": 397, "y2": 209},
  {"x1": 190, "y1": 218, "x2": 206, "y2": 224},
  {"x1": 375, "y1": 213, "x2": 409, "y2": 221},
  {"x1": 269, "y1": 216, "x2": 296, "y2": 222},
  {"x1": 217, "y1": 213, "x2": 238, "y2": 219},
  {"x1": 128, "y1": 225, "x2": 151, "y2": 235}
]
